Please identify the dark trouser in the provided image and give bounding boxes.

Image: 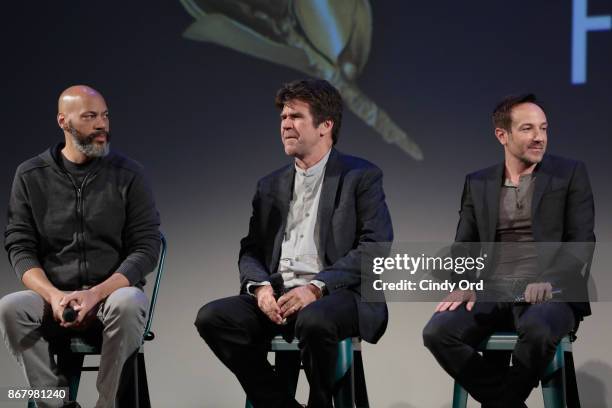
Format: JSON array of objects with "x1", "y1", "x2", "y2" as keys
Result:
[
  {"x1": 194, "y1": 290, "x2": 359, "y2": 408},
  {"x1": 422, "y1": 302, "x2": 576, "y2": 408}
]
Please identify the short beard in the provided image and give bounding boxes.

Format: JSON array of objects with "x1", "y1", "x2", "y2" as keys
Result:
[{"x1": 68, "y1": 123, "x2": 110, "y2": 158}]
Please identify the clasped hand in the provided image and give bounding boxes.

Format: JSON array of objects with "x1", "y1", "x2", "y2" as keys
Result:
[
  {"x1": 51, "y1": 289, "x2": 102, "y2": 328},
  {"x1": 255, "y1": 285, "x2": 320, "y2": 324}
]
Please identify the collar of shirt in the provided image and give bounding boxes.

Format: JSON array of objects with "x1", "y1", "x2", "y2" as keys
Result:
[
  {"x1": 503, "y1": 173, "x2": 534, "y2": 188},
  {"x1": 294, "y1": 148, "x2": 332, "y2": 178}
]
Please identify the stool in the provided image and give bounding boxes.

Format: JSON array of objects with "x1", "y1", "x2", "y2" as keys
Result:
[
  {"x1": 28, "y1": 233, "x2": 167, "y2": 408},
  {"x1": 245, "y1": 336, "x2": 370, "y2": 408},
  {"x1": 452, "y1": 333, "x2": 580, "y2": 408}
]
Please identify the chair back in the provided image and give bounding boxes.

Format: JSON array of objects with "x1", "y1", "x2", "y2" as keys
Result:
[{"x1": 143, "y1": 232, "x2": 167, "y2": 343}]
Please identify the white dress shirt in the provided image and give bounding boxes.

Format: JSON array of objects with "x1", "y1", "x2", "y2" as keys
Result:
[{"x1": 247, "y1": 149, "x2": 331, "y2": 295}]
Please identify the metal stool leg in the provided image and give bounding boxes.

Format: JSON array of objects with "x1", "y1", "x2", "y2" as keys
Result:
[
  {"x1": 542, "y1": 346, "x2": 566, "y2": 408},
  {"x1": 452, "y1": 381, "x2": 469, "y2": 408},
  {"x1": 333, "y1": 339, "x2": 354, "y2": 408}
]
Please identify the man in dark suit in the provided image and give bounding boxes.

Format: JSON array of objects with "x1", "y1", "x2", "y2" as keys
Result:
[
  {"x1": 423, "y1": 94, "x2": 595, "y2": 407},
  {"x1": 195, "y1": 79, "x2": 393, "y2": 408}
]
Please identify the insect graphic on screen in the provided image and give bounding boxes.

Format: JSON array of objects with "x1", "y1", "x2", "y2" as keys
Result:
[{"x1": 180, "y1": 0, "x2": 423, "y2": 160}]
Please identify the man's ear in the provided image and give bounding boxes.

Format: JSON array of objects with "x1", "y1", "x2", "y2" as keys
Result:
[
  {"x1": 494, "y1": 127, "x2": 508, "y2": 146},
  {"x1": 320, "y1": 119, "x2": 333, "y2": 138},
  {"x1": 57, "y1": 113, "x2": 67, "y2": 131}
]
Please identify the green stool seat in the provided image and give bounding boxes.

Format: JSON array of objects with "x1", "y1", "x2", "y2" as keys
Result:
[
  {"x1": 452, "y1": 332, "x2": 580, "y2": 408},
  {"x1": 245, "y1": 336, "x2": 370, "y2": 408}
]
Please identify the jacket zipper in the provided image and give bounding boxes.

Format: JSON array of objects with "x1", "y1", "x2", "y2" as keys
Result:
[
  {"x1": 63, "y1": 172, "x2": 90, "y2": 288},
  {"x1": 76, "y1": 178, "x2": 88, "y2": 286}
]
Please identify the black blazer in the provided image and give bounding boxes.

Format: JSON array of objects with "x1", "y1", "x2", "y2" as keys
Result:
[
  {"x1": 238, "y1": 149, "x2": 393, "y2": 343},
  {"x1": 455, "y1": 154, "x2": 595, "y2": 317}
]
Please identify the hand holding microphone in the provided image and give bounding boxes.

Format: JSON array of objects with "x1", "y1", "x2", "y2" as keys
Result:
[
  {"x1": 515, "y1": 282, "x2": 562, "y2": 304},
  {"x1": 59, "y1": 289, "x2": 102, "y2": 327}
]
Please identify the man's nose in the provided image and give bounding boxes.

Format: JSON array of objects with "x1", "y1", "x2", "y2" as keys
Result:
[
  {"x1": 94, "y1": 115, "x2": 108, "y2": 130},
  {"x1": 282, "y1": 118, "x2": 293, "y2": 130},
  {"x1": 533, "y1": 129, "x2": 544, "y2": 141}
]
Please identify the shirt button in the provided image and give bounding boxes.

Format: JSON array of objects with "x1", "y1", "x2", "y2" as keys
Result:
[
  {"x1": 300, "y1": 234, "x2": 304, "y2": 238},
  {"x1": 306, "y1": 212, "x2": 310, "y2": 217}
]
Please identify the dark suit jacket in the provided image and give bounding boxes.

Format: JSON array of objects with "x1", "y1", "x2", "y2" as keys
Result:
[
  {"x1": 238, "y1": 149, "x2": 393, "y2": 343},
  {"x1": 455, "y1": 154, "x2": 595, "y2": 318}
]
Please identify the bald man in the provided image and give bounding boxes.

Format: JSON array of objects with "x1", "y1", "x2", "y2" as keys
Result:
[{"x1": 0, "y1": 86, "x2": 160, "y2": 408}]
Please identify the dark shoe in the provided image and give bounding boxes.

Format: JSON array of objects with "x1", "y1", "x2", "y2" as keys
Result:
[{"x1": 62, "y1": 401, "x2": 81, "y2": 408}]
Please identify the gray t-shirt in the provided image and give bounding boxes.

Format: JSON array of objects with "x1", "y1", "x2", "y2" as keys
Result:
[{"x1": 490, "y1": 174, "x2": 539, "y2": 284}]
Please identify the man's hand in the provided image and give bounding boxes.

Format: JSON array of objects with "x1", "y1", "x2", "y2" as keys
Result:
[
  {"x1": 435, "y1": 289, "x2": 476, "y2": 312},
  {"x1": 278, "y1": 285, "x2": 320, "y2": 319},
  {"x1": 49, "y1": 291, "x2": 67, "y2": 324},
  {"x1": 21, "y1": 268, "x2": 68, "y2": 324},
  {"x1": 523, "y1": 282, "x2": 553, "y2": 304},
  {"x1": 255, "y1": 285, "x2": 283, "y2": 324},
  {"x1": 60, "y1": 289, "x2": 103, "y2": 328}
]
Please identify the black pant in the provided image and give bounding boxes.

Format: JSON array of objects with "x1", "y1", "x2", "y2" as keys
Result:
[
  {"x1": 195, "y1": 290, "x2": 359, "y2": 408},
  {"x1": 422, "y1": 302, "x2": 576, "y2": 408}
]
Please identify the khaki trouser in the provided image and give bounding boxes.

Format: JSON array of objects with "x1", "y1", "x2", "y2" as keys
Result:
[{"x1": 0, "y1": 287, "x2": 147, "y2": 408}]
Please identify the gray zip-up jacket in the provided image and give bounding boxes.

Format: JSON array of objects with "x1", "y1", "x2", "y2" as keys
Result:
[{"x1": 4, "y1": 143, "x2": 161, "y2": 290}]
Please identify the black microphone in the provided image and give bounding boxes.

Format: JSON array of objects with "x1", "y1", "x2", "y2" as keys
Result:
[
  {"x1": 269, "y1": 273, "x2": 290, "y2": 326},
  {"x1": 269, "y1": 273, "x2": 285, "y2": 298},
  {"x1": 63, "y1": 305, "x2": 77, "y2": 323},
  {"x1": 514, "y1": 289, "x2": 562, "y2": 303}
]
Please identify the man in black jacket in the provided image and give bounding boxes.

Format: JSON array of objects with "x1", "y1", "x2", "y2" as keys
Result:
[
  {"x1": 0, "y1": 85, "x2": 160, "y2": 408},
  {"x1": 195, "y1": 79, "x2": 393, "y2": 408},
  {"x1": 423, "y1": 94, "x2": 595, "y2": 407}
]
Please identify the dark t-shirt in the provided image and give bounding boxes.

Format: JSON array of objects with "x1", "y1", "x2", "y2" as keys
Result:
[{"x1": 61, "y1": 153, "x2": 97, "y2": 186}]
